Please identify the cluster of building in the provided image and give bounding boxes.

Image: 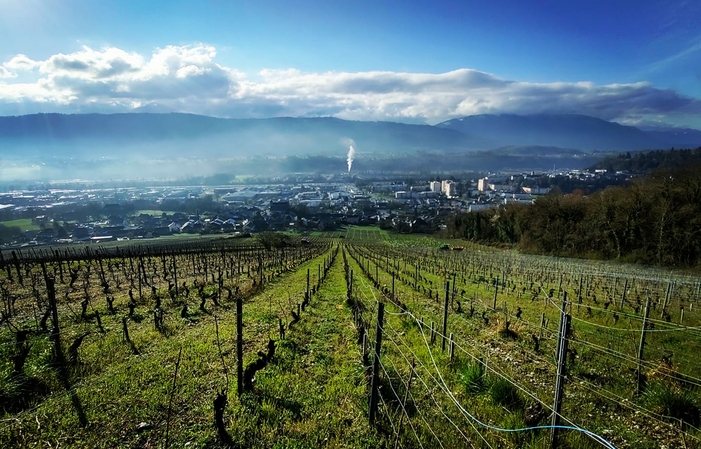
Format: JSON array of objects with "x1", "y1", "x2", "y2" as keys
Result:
[
  {"x1": 0, "y1": 169, "x2": 632, "y2": 248},
  {"x1": 393, "y1": 180, "x2": 457, "y2": 199}
]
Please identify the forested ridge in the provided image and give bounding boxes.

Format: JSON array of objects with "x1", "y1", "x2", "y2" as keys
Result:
[
  {"x1": 590, "y1": 147, "x2": 701, "y2": 173},
  {"x1": 446, "y1": 163, "x2": 701, "y2": 267}
]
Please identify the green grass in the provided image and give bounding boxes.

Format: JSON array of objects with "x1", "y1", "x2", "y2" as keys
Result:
[
  {"x1": 489, "y1": 377, "x2": 523, "y2": 411},
  {"x1": 1, "y1": 234, "x2": 701, "y2": 448},
  {"x1": 460, "y1": 359, "x2": 487, "y2": 394},
  {"x1": 1, "y1": 218, "x2": 40, "y2": 231},
  {"x1": 248, "y1": 255, "x2": 380, "y2": 447},
  {"x1": 0, "y1": 245, "x2": 345, "y2": 448},
  {"x1": 342, "y1": 240, "x2": 701, "y2": 448},
  {"x1": 344, "y1": 226, "x2": 391, "y2": 242},
  {"x1": 643, "y1": 382, "x2": 700, "y2": 428}
]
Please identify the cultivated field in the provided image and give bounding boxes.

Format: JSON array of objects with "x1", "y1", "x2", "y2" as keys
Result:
[
  {"x1": 1, "y1": 228, "x2": 700, "y2": 448},
  {"x1": 0, "y1": 219, "x2": 40, "y2": 232}
]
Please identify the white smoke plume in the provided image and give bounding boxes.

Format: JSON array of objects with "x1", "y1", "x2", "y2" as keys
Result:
[
  {"x1": 341, "y1": 137, "x2": 356, "y2": 173},
  {"x1": 347, "y1": 145, "x2": 356, "y2": 172}
]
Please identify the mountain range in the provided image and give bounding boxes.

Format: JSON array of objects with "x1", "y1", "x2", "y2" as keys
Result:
[
  {"x1": 1, "y1": 113, "x2": 700, "y2": 160},
  {"x1": 0, "y1": 114, "x2": 482, "y2": 158},
  {"x1": 437, "y1": 114, "x2": 662, "y2": 151}
]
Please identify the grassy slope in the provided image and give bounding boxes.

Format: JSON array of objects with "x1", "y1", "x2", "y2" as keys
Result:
[
  {"x1": 1, "y1": 218, "x2": 40, "y2": 231},
  {"x1": 1, "y1": 247, "x2": 379, "y2": 449},
  {"x1": 235, "y1": 251, "x2": 379, "y2": 448},
  {"x1": 2, "y1": 231, "x2": 701, "y2": 449},
  {"x1": 346, "y1": 242, "x2": 701, "y2": 448}
]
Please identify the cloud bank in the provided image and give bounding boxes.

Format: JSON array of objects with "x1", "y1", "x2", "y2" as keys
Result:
[{"x1": 1, "y1": 44, "x2": 700, "y2": 125}]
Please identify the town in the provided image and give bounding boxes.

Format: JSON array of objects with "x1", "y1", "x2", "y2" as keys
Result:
[{"x1": 0, "y1": 169, "x2": 630, "y2": 248}]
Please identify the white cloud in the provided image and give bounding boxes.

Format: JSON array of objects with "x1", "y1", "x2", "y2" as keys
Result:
[
  {"x1": 3, "y1": 54, "x2": 37, "y2": 71},
  {"x1": 39, "y1": 46, "x2": 144, "y2": 79},
  {"x1": 0, "y1": 44, "x2": 700, "y2": 126},
  {"x1": 0, "y1": 67, "x2": 16, "y2": 79}
]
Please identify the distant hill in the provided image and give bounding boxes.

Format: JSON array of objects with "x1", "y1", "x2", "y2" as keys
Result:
[
  {"x1": 436, "y1": 114, "x2": 668, "y2": 151},
  {"x1": 640, "y1": 127, "x2": 701, "y2": 149},
  {"x1": 1, "y1": 112, "x2": 699, "y2": 181},
  {"x1": 0, "y1": 113, "x2": 491, "y2": 158},
  {"x1": 2, "y1": 113, "x2": 697, "y2": 160}
]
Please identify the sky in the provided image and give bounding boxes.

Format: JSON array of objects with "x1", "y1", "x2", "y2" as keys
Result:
[{"x1": 1, "y1": 0, "x2": 700, "y2": 128}]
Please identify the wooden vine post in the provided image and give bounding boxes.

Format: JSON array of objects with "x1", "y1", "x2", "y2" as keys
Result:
[
  {"x1": 442, "y1": 281, "x2": 450, "y2": 351},
  {"x1": 47, "y1": 276, "x2": 64, "y2": 365},
  {"x1": 551, "y1": 292, "x2": 571, "y2": 449},
  {"x1": 369, "y1": 302, "x2": 385, "y2": 425},
  {"x1": 636, "y1": 296, "x2": 651, "y2": 396},
  {"x1": 394, "y1": 359, "x2": 415, "y2": 449},
  {"x1": 620, "y1": 278, "x2": 628, "y2": 310},
  {"x1": 236, "y1": 295, "x2": 244, "y2": 396},
  {"x1": 493, "y1": 277, "x2": 498, "y2": 310}
]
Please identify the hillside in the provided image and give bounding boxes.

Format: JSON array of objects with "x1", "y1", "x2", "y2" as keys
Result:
[
  {"x1": 436, "y1": 113, "x2": 668, "y2": 151},
  {"x1": 589, "y1": 147, "x2": 701, "y2": 172},
  {"x1": 2, "y1": 112, "x2": 699, "y2": 181},
  {"x1": 0, "y1": 113, "x2": 491, "y2": 158},
  {"x1": 640, "y1": 127, "x2": 701, "y2": 148},
  {"x1": 0, "y1": 233, "x2": 699, "y2": 448},
  {"x1": 3, "y1": 113, "x2": 698, "y2": 160}
]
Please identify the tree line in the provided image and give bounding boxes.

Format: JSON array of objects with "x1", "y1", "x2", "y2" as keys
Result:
[
  {"x1": 589, "y1": 147, "x2": 701, "y2": 173},
  {"x1": 445, "y1": 164, "x2": 701, "y2": 267}
]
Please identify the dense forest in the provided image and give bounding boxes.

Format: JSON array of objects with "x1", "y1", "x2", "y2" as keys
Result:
[
  {"x1": 445, "y1": 164, "x2": 701, "y2": 267},
  {"x1": 590, "y1": 147, "x2": 701, "y2": 173}
]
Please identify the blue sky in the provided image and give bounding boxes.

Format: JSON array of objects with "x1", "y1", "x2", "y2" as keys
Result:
[{"x1": 1, "y1": 0, "x2": 700, "y2": 128}]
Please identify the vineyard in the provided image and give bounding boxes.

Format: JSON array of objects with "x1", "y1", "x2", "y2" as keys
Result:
[{"x1": 1, "y1": 228, "x2": 701, "y2": 448}]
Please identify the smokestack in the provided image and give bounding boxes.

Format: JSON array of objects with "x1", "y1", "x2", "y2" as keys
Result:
[{"x1": 347, "y1": 145, "x2": 355, "y2": 173}]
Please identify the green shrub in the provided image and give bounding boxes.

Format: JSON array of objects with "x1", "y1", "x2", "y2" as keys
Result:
[
  {"x1": 0, "y1": 370, "x2": 22, "y2": 407},
  {"x1": 643, "y1": 382, "x2": 700, "y2": 427},
  {"x1": 460, "y1": 360, "x2": 487, "y2": 394},
  {"x1": 490, "y1": 377, "x2": 523, "y2": 411}
]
